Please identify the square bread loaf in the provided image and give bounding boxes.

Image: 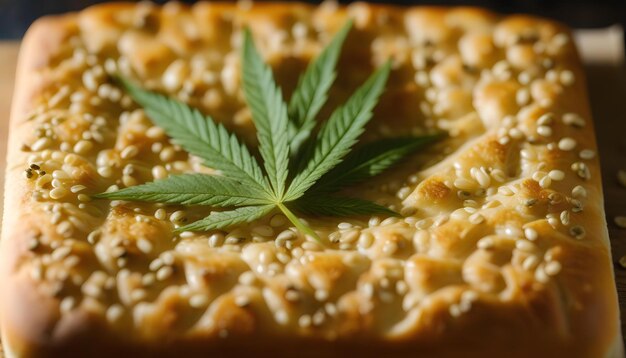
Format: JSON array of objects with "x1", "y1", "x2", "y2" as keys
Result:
[{"x1": 0, "y1": 2, "x2": 622, "y2": 357}]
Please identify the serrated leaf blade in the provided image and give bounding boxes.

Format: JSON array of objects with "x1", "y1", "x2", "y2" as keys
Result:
[
  {"x1": 94, "y1": 174, "x2": 272, "y2": 207},
  {"x1": 288, "y1": 20, "x2": 352, "y2": 159},
  {"x1": 294, "y1": 196, "x2": 398, "y2": 217},
  {"x1": 311, "y1": 134, "x2": 443, "y2": 193},
  {"x1": 285, "y1": 61, "x2": 391, "y2": 201},
  {"x1": 178, "y1": 205, "x2": 276, "y2": 232},
  {"x1": 118, "y1": 77, "x2": 269, "y2": 194},
  {"x1": 242, "y1": 29, "x2": 290, "y2": 199}
]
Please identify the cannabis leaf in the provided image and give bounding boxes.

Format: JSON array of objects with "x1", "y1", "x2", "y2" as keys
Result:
[{"x1": 97, "y1": 22, "x2": 442, "y2": 243}]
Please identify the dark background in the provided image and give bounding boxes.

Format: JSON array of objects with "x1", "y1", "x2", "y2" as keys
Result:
[{"x1": 0, "y1": 0, "x2": 625, "y2": 39}]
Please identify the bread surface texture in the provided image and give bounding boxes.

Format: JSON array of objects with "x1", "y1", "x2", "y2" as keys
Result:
[{"x1": 1, "y1": 2, "x2": 621, "y2": 357}]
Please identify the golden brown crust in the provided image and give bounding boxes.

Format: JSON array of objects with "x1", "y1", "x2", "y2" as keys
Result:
[{"x1": 0, "y1": 2, "x2": 621, "y2": 357}]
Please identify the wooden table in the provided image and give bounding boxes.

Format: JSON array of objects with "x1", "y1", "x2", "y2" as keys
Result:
[{"x1": 0, "y1": 30, "x2": 625, "y2": 350}]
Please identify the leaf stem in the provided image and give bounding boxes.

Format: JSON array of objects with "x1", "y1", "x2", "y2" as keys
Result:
[{"x1": 276, "y1": 202, "x2": 322, "y2": 244}]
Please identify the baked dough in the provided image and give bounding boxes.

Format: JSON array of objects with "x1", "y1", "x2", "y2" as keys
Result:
[{"x1": 1, "y1": 2, "x2": 622, "y2": 357}]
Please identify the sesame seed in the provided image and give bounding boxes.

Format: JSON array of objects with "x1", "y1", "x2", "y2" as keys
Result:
[
  {"x1": 516, "y1": 240, "x2": 536, "y2": 252},
  {"x1": 536, "y1": 125, "x2": 552, "y2": 137},
  {"x1": 120, "y1": 145, "x2": 139, "y2": 159},
  {"x1": 152, "y1": 165, "x2": 168, "y2": 180},
  {"x1": 449, "y1": 304, "x2": 462, "y2": 317},
  {"x1": 524, "y1": 227, "x2": 538, "y2": 241},
  {"x1": 559, "y1": 70, "x2": 575, "y2": 86},
  {"x1": 50, "y1": 187, "x2": 68, "y2": 200},
  {"x1": 469, "y1": 213, "x2": 485, "y2": 224},
  {"x1": 27, "y1": 236, "x2": 40, "y2": 251},
  {"x1": 82, "y1": 282, "x2": 102, "y2": 298},
  {"x1": 579, "y1": 149, "x2": 595, "y2": 160},
  {"x1": 269, "y1": 214, "x2": 288, "y2": 227},
  {"x1": 106, "y1": 304, "x2": 124, "y2": 323},
  {"x1": 472, "y1": 167, "x2": 491, "y2": 188},
  {"x1": 545, "y1": 69, "x2": 559, "y2": 82},
  {"x1": 70, "y1": 185, "x2": 87, "y2": 193},
  {"x1": 136, "y1": 238, "x2": 153, "y2": 253},
  {"x1": 518, "y1": 71, "x2": 532, "y2": 84},
  {"x1": 51, "y1": 178, "x2": 63, "y2": 188},
  {"x1": 548, "y1": 170, "x2": 565, "y2": 181},
  {"x1": 477, "y1": 237, "x2": 494, "y2": 250},
  {"x1": 521, "y1": 149, "x2": 536, "y2": 160},
  {"x1": 170, "y1": 210, "x2": 186, "y2": 223},
  {"x1": 539, "y1": 176, "x2": 552, "y2": 188},
  {"x1": 614, "y1": 216, "x2": 626, "y2": 229},
  {"x1": 522, "y1": 255, "x2": 539, "y2": 271},
  {"x1": 544, "y1": 261, "x2": 562, "y2": 276},
  {"x1": 537, "y1": 113, "x2": 554, "y2": 126},
  {"x1": 77, "y1": 194, "x2": 91, "y2": 202},
  {"x1": 454, "y1": 178, "x2": 475, "y2": 190},
  {"x1": 358, "y1": 232, "x2": 374, "y2": 249},
  {"x1": 524, "y1": 198, "x2": 538, "y2": 208},
  {"x1": 532, "y1": 171, "x2": 546, "y2": 182},
  {"x1": 558, "y1": 137, "x2": 577, "y2": 151},
  {"x1": 154, "y1": 208, "x2": 167, "y2": 221},
  {"x1": 560, "y1": 210, "x2": 570, "y2": 226},
  {"x1": 60, "y1": 297, "x2": 76, "y2": 313},
  {"x1": 206, "y1": 233, "x2": 224, "y2": 248},
  {"x1": 298, "y1": 315, "x2": 312, "y2": 328},
  {"x1": 569, "y1": 225, "x2": 586, "y2": 239},
  {"x1": 31, "y1": 137, "x2": 52, "y2": 151},
  {"x1": 516, "y1": 88, "x2": 530, "y2": 106},
  {"x1": 572, "y1": 185, "x2": 587, "y2": 198},
  {"x1": 156, "y1": 266, "x2": 174, "y2": 281},
  {"x1": 534, "y1": 266, "x2": 549, "y2": 283},
  {"x1": 149, "y1": 258, "x2": 164, "y2": 271},
  {"x1": 337, "y1": 222, "x2": 353, "y2": 230},
  {"x1": 97, "y1": 166, "x2": 113, "y2": 178},
  {"x1": 562, "y1": 113, "x2": 586, "y2": 128},
  {"x1": 547, "y1": 216, "x2": 559, "y2": 228},
  {"x1": 498, "y1": 186, "x2": 514, "y2": 196},
  {"x1": 189, "y1": 293, "x2": 209, "y2": 308},
  {"x1": 73, "y1": 140, "x2": 93, "y2": 154},
  {"x1": 490, "y1": 169, "x2": 506, "y2": 182},
  {"x1": 396, "y1": 186, "x2": 412, "y2": 200},
  {"x1": 302, "y1": 241, "x2": 323, "y2": 252},
  {"x1": 619, "y1": 256, "x2": 626, "y2": 269},
  {"x1": 571, "y1": 199, "x2": 583, "y2": 213},
  {"x1": 160, "y1": 252, "x2": 174, "y2": 266},
  {"x1": 87, "y1": 230, "x2": 101, "y2": 245},
  {"x1": 571, "y1": 162, "x2": 591, "y2": 180}
]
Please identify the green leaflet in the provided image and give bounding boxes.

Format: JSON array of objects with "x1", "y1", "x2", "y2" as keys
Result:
[
  {"x1": 242, "y1": 29, "x2": 290, "y2": 200},
  {"x1": 310, "y1": 134, "x2": 444, "y2": 193},
  {"x1": 293, "y1": 196, "x2": 398, "y2": 217},
  {"x1": 287, "y1": 20, "x2": 353, "y2": 160},
  {"x1": 284, "y1": 61, "x2": 392, "y2": 201},
  {"x1": 94, "y1": 174, "x2": 272, "y2": 207},
  {"x1": 178, "y1": 205, "x2": 276, "y2": 232}
]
